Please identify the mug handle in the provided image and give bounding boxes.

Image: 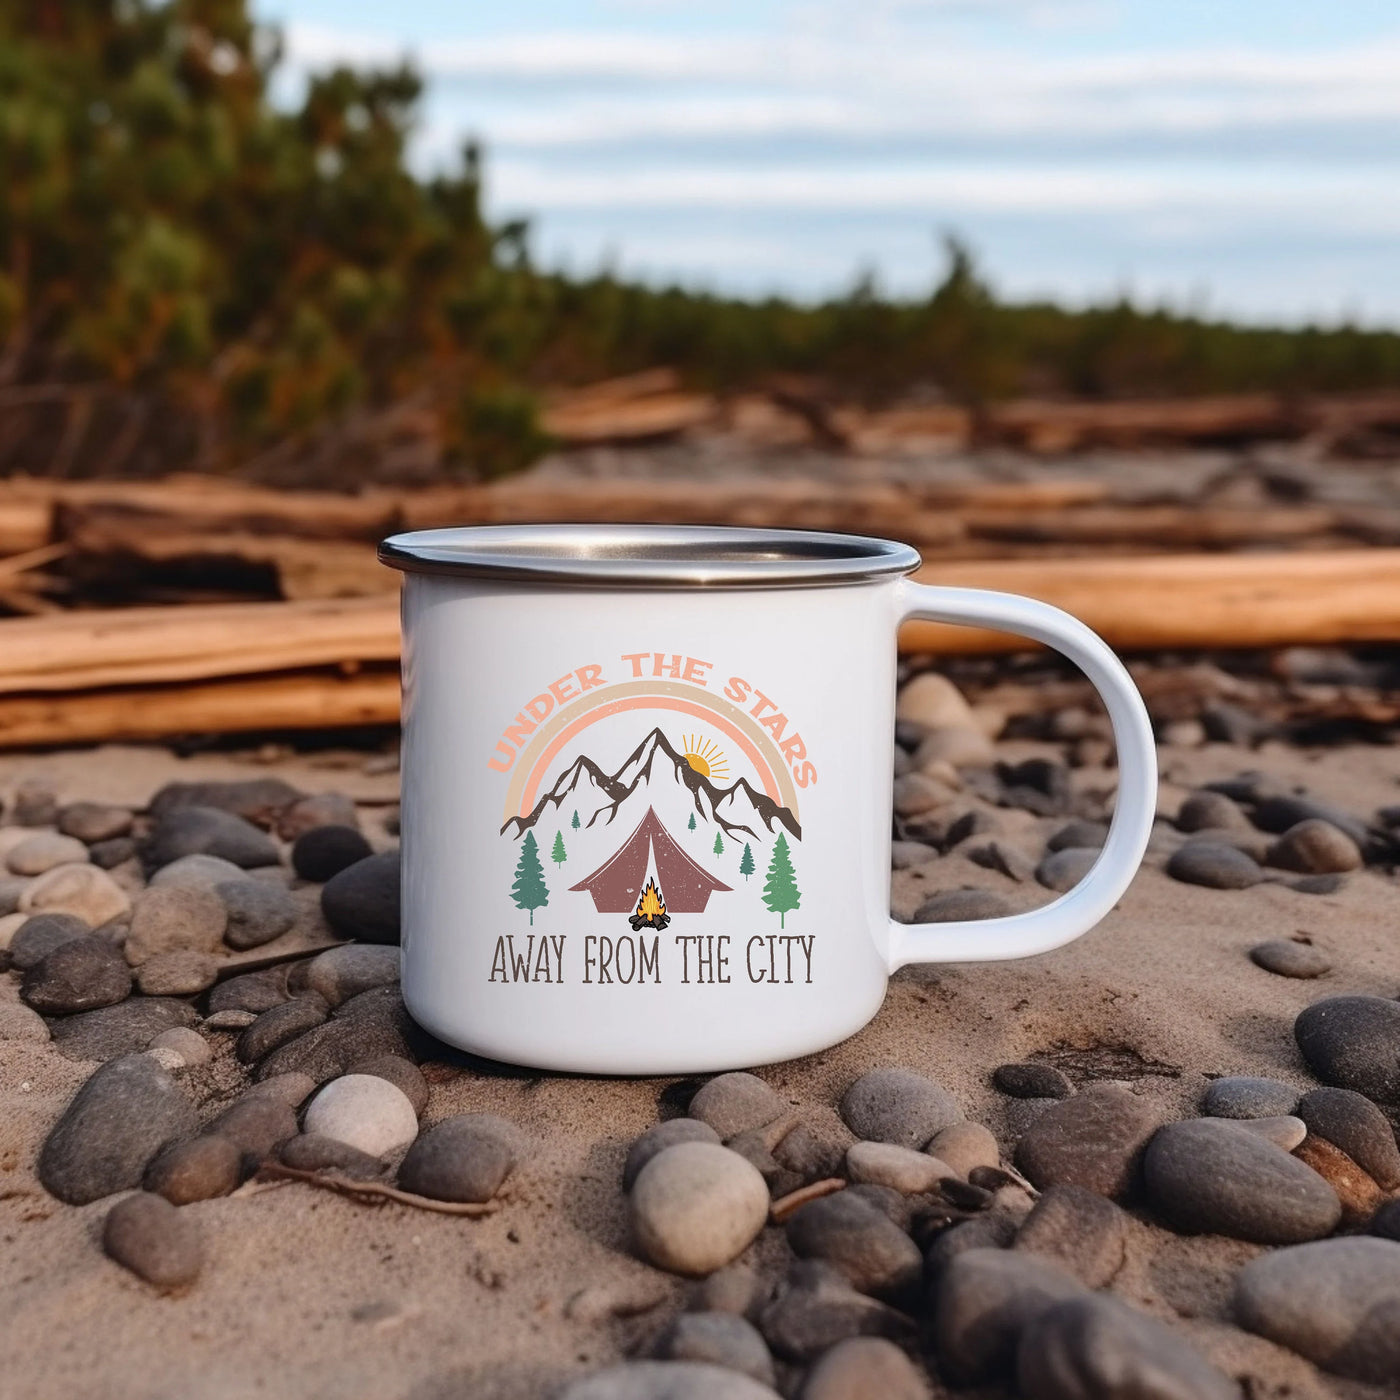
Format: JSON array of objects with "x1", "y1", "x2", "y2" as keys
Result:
[{"x1": 888, "y1": 581, "x2": 1158, "y2": 970}]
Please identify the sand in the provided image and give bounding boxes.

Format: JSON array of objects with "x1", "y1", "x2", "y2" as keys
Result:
[{"x1": 0, "y1": 734, "x2": 1396, "y2": 1399}]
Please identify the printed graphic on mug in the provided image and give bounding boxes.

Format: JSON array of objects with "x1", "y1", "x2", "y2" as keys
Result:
[{"x1": 485, "y1": 650, "x2": 816, "y2": 986}]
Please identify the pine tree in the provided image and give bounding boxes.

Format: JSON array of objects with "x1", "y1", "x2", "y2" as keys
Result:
[
  {"x1": 511, "y1": 831, "x2": 549, "y2": 925},
  {"x1": 571, "y1": 810, "x2": 580, "y2": 829},
  {"x1": 551, "y1": 830, "x2": 567, "y2": 866},
  {"x1": 713, "y1": 830, "x2": 724, "y2": 857},
  {"x1": 739, "y1": 843, "x2": 755, "y2": 881},
  {"x1": 687, "y1": 812, "x2": 697, "y2": 831},
  {"x1": 762, "y1": 834, "x2": 801, "y2": 928}
]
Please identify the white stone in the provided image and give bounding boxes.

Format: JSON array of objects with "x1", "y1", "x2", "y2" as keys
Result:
[
  {"x1": 846, "y1": 1141, "x2": 952, "y2": 1194},
  {"x1": 630, "y1": 1142, "x2": 770, "y2": 1276},
  {"x1": 915, "y1": 726, "x2": 996, "y2": 770},
  {"x1": 896, "y1": 672, "x2": 976, "y2": 731},
  {"x1": 303, "y1": 1074, "x2": 420, "y2": 1158},
  {"x1": 6, "y1": 832, "x2": 89, "y2": 876},
  {"x1": 145, "y1": 1046, "x2": 188, "y2": 1072},
  {"x1": 18, "y1": 863, "x2": 130, "y2": 927},
  {"x1": 148, "y1": 1026, "x2": 212, "y2": 1066}
]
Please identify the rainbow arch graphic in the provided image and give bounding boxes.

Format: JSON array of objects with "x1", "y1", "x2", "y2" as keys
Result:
[{"x1": 500, "y1": 679, "x2": 801, "y2": 827}]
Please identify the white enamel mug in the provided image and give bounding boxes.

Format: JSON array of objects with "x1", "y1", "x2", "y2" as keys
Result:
[{"x1": 379, "y1": 525, "x2": 1157, "y2": 1075}]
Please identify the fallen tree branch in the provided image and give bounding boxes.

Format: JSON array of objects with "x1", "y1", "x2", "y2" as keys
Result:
[{"x1": 256, "y1": 1162, "x2": 503, "y2": 1217}]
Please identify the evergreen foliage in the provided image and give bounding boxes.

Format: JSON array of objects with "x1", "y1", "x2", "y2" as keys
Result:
[
  {"x1": 762, "y1": 833, "x2": 801, "y2": 928},
  {"x1": 511, "y1": 830, "x2": 548, "y2": 924}
]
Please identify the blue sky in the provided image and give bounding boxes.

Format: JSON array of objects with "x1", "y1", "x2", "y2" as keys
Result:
[{"x1": 255, "y1": 1, "x2": 1400, "y2": 324}]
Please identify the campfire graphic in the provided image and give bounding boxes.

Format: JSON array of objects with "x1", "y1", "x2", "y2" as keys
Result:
[{"x1": 630, "y1": 877, "x2": 670, "y2": 932}]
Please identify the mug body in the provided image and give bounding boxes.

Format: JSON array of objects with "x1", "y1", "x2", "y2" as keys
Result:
[{"x1": 396, "y1": 564, "x2": 903, "y2": 1074}]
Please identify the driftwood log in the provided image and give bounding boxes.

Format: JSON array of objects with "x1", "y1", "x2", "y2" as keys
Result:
[{"x1": 1, "y1": 550, "x2": 1399, "y2": 745}]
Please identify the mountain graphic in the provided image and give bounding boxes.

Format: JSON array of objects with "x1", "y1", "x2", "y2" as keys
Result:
[{"x1": 502, "y1": 727, "x2": 801, "y2": 842}]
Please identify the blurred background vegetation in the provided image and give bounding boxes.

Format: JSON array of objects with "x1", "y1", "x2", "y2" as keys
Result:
[{"x1": 3, "y1": 0, "x2": 1400, "y2": 485}]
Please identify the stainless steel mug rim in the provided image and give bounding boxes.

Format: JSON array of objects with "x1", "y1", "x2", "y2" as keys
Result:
[{"x1": 378, "y1": 523, "x2": 923, "y2": 589}]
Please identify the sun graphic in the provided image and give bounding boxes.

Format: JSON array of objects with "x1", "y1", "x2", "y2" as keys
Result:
[{"x1": 681, "y1": 733, "x2": 729, "y2": 781}]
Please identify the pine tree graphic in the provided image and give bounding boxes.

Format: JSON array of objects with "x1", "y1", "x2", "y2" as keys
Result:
[
  {"x1": 687, "y1": 812, "x2": 697, "y2": 831},
  {"x1": 713, "y1": 830, "x2": 724, "y2": 857},
  {"x1": 511, "y1": 831, "x2": 549, "y2": 925},
  {"x1": 571, "y1": 810, "x2": 580, "y2": 829},
  {"x1": 762, "y1": 833, "x2": 801, "y2": 928},
  {"x1": 739, "y1": 842, "x2": 755, "y2": 881},
  {"x1": 551, "y1": 830, "x2": 567, "y2": 866}
]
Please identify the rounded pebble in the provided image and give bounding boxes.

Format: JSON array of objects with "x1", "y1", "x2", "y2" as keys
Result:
[
  {"x1": 1143, "y1": 1118, "x2": 1341, "y2": 1243},
  {"x1": 303, "y1": 1074, "x2": 420, "y2": 1158},
  {"x1": 560, "y1": 1361, "x2": 781, "y2": 1400},
  {"x1": 6, "y1": 832, "x2": 89, "y2": 876},
  {"x1": 840, "y1": 1068, "x2": 961, "y2": 1150},
  {"x1": 846, "y1": 1142, "x2": 949, "y2": 1195},
  {"x1": 236, "y1": 996, "x2": 329, "y2": 1065},
  {"x1": 58, "y1": 802, "x2": 134, "y2": 844},
  {"x1": 1019, "y1": 1294, "x2": 1238, "y2": 1400},
  {"x1": 22, "y1": 935, "x2": 132, "y2": 1014},
  {"x1": 625, "y1": 1119, "x2": 722, "y2": 1192},
  {"x1": 1201, "y1": 1076, "x2": 1299, "y2": 1119},
  {"x1": 911, "y1": 889, "x2": 1014, "y2": 923},
  {"x1": 102, "y1": 1191, "x2": 204, "y2": 1291},
  {"x1": 0, "y1": 1001, "x2": 50, "y2": 1041},
  {"x1": 690, "y1": 1073, "x2": 786, "y2": 1139},
  {"x1": 801, "y1": 1337, "x2": 930, "y2": 1400},
  {"x1": 143, "y1": 1135, "x2": 242, "y2": 1203},
  {"x1": 1046, "y1": 821, "x2": 1108, "y2": 852},
  {"x1": 993, "y1": 1063, "x2": 1074, "y2": 1100},
  {"x1": 275, "y1": 792, "x2": 359, "y2": 842},
  {"x1": 149, "y1": 854, "x2": 245, "y2": 891},
  {"x1": 136, "y1": 949, "x2": 219, "y2": 996},
  {"x1": 8, "y1": 912, "x2": 90, "y2": 970},
  {"x1": 1165, "y1": 842, "x2": 1262, "y2": 889},
  {"x1": 18, "y1": 862, "x2": 129, "y2": 927},
  {"x1": 216, "y1": 879, "x2": 298, "y2": 950},
  {"x1": 1014, "y1": 1184, "x2": 1127, "y2": 1288},
  {"x1": 1232, "y1": 1115, "x2": 1308, "y2": 1152},
  {"x1": 926, "y1": 1122, "x2": 999, "y2": 1179},
  {"x1": 397, "y1": 1113, "x2": 519, "y2": 1203},
  {"x1": 279, "y1": 1133, "x2": 386, "y2": 1179},
  {"x1": 206, "y1": 1096, "x2": 299, "y2": 1163},
  {"x1": 305, "y1": 944, "x2": 401, "y2": 1008},
  {"x1": 39, "y1": 1053, "x2": 197, "y2": 1204},
  {"x1": 149, "y1": 777, "x2": 302, "y2": 827},
  {"x1": 1294, "y1": 995, "x2": 1400, "y2": 1104},
  {"x1": 1176, "y1": 790, "x2": 1251, "y2": 833},
  {"x1": 1035, "y1": 849, "x2": 1097, "y2": 893},
  {"x1": 1266, "y1": 819, "x2": 1362, "y2": 874},
  {"x1": 148, "y1": 1026, "x2": 211, "y2": 1067},
  {"x1": 1296, "y1": 1086, "x2": 1400, "y2": 1190},
  {"x1": 785, "y1": 1189, "x2": 922, "y2": 1299},
  {"x1": 141, "y1": 805, "x2": 279, "y2": 871},
  {"x1": 320, "y1": 850, "x2": 400, "y2": 944},
  {"x1": 1234, "y1": 1237, "x2": 1400, "y2": 1383},
  {"x1": 1014, "y1": 1086, "x2": 1159, "y2": 1200},
  {"x1": 48, "y1": 996, "x2": 196, "y2": 1061},
  {"x1": 655, "y1": 1312, "x2": 775, "y2": 1385},
  {"x1": 89, "y1": 837, "x2": 138, "y2": 869},
  {"x1": 631, "y1": 1142, "x2": 770, "y2": 1276},
  {"x1": 1250, "y1": 939, "x2": 1331, "y2": 978},
  {"x1": 348, "y1": 1054, "x2": 428, "y2": 1117},
  {"x1": 291, "y1": 824, "x2": 374, "y2": 882},
  {"x1": 123, "y1": 884, "x2": 228, "y2": 966}
]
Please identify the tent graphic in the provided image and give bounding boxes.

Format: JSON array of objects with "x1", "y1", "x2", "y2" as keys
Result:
[{"x1": 569, "y1": 806, "x2": 732, "y2": 914}]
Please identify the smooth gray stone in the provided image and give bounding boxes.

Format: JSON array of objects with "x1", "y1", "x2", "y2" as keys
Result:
[
  {"x1": 1019, "y1": 1294, "x2": 1238, "y2": 1400},
  {"x1": 994, "y1": 1062, "x2": 1074, "y2": 1100},
  {"x1": 966, "y1": 841, "x2": 1036, "y2": 883},
  {"x1": 689, "y1": 1073, "x2": 786, "y2": 1139},
  {"x1": 1235, "y1": 1237, "x2": 1400, "y2": 1383},
  {"x1": 206, "y1": 966, "x2": 290, "y2": 1014},
  {"x1": 1035, "y1": 848, "x2": 1097, "y2": 893},
  {"x1": 21, "y1": 935, "x2": 131, "y2": 1014},
  {"x1": 1014, "y1": 1087, "x2": 1160, "y2": 1201},
  {"x1": 785, "y1": 1190, "x2": 922, "y2": 1300},
  {"x1": 89, "y1": 837, "x2": 137, "y2": 869},
  {"x1": 1014, "y1": 1185, "x2": 1127, "y2": 1289},
  {"x1": 1249, "y1": 939, "x2": 1331, "y2": 979},
  {"x1": 141, "y1": 805, "x2": 279, "y2": 871},
  {"x1": 1046, "y1": 821, "x2": 1108, "y2": 852},
  {"x1": 206, "y1": 1096, "x2": 299, "y2": 1164},
  {"x1": 304, "y1": 944, "x2": 400, "y2": 1008},
  {"x1": 275, "y1": 792, "x2": 359, "y2": 841},
  {"x1": 653, "y1": 1312, "x2": 775, "y2": 1386},
  {"x1": 1250, "y1": 795, "x2": 1369, "y2": 846},
  {"x1": 911, "y1": 888, "x2": 1014, "y2": 923},
  {"x1": 799, "y1": 1337, "x2": 930, "y2": 1400},
  {"x1": 102, "y1": 1191, "x2": 203, "y2": 1292},
  {"x1": 924, "y1": 1212, "x2": 1020, "y2": 1286},
  {"x1": 8, "y1": 913, "x2": 90, "y2": 970},
  {"x1": 933, "y1": 1247, "x2": 1085, "y2": 1384},
  {"x1": 144, "y1": 1135, "x2": 242, "y2": 1204},
  {"x1": 1294, "y1": 995, "x2": 1400, "y2": 1104},
  {"x1": 560, "y1": 1362, "x2": 781, "y2": 1400},
  {"x1": 47, "y1": 996, "x2": 196, "y2": 1063},
  {"x1": 758, "y1": 1261, "x2": 916, "y2": 1364},
  {"x1": 840, "y1": 1068, "x2": 961, "y2": 1150},
  {"x1": 1143, "y1": 1118, "x2": 1341, "y2": 1244},
  {"x1": 1266, "y1": 819, "x2": 1362, "y2": 875},
  {"x1": 236, "y1": 996, "x2": 329, "y2": 1065},
  {"x1": 1296, "y1": 1087, "x2": 1400, "y2": 1190},
  {"x1": 688, "y1": 1264, "x2": 760, "y2": 1317},
  {"x1": 1176, "y1": 791, "x2": 1250, "y2": 833},
  {"x1": 217, "y1": 879, "x2": 298, "y2": 950},
  {"x1": 624, "y1": 1119, "x2": 721, "y2": 1192},
  {"x1": 253, "y1": 985, "x2": 418, "y2": 1084},
  {"x1": 291, "y1": 824, "x2": 373, "y2": 883},
  {"x1": 39, "y1": 1054, "x2": 197, "y2": 1204},
  {"x1": 1372, "y1": 1200, "x2": 1400, "y2": 1241},
  {"x1": 148, "y1": 853, "x2": 244, "y2": 891},
  {"x1": 320, "y1": 850, "x2": 400, "y2": 944},
  {"x1": 1201, "y1": 1076, "x2": 1299, "y2": 1120},
  {"x1": 1165, "y1": 842, "x2": 1262, "y2": 889},
  {"x1": 148, "y1": 777, "x2": 302, "y2": 826},
  {"x1": 58, "y1": 802, "x2": 134, "y2": 844},
  {"x1": 279, "y1": 1132, "x2": 386, "y2": 1180},
  {"x1": 397, "y1": 1113, "x2": 519, "y2": 1202}
]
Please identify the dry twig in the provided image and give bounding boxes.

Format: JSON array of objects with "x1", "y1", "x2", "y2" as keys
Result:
[
  {"x1": 770, "y1": 1177, "x2": 846, "y2": 1224},
  {"x1": 257, "y1": 1162, "x2": 502, "y2": 1217}
]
